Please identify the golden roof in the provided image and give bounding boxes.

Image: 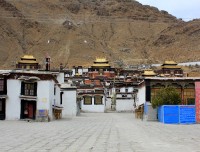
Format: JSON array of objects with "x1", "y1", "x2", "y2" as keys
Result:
[
  {"x1": 18, "y1": 60, "x2": 38, "y2": 64},
  {"x1": 92, "y1": 57, "x2": 110, "y2": 67},
  {"x1": 162, "y1": 65, "x2": 182, "y2": 69},
  {"x1": 92, "y1": 64, "x2": 110, "y2": 67},
  {"x1": 142, "y1": 69, "x2": 156, "y2": 76},
  {"x1": 21, "y1": 55, "x2": 36, "y2": 60},
  {"x1": 18, "y1": 54, "x2": 38, "y2": 64},
  {"x1": 162, "y1": 61, "x2": 177, "y2": 65},
  {"x1": 94, "y1": 57, "x2": 108, "y2": 63}
]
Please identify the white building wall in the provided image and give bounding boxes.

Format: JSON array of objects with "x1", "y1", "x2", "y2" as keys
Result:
[
  {"x1": 72, "y1": 69, "x2": 75, "y2": 76},
  {"x1": 136, "y1": 85, "x2": 146, "y2": 107},
  {"x1": 49, "y1": 81, "x2": 55, "y2": 119},
  {"x1": 106, "y1": 98, "x2": 112, "y2": 110},
  {"x1": 120, "y1": 87, "x2": 133, "y2": 93},
  {"x1": 82, "y1": 68, "x2": 88, "y2": 73},
  {"x1": 116, "y1": 99, "x2": 134, "y2": 112},
  {"x1": 37, "y1": 81, "x2": 54, "y2": 119},
  {"x1": 56, "y1": 72, "x2": 64, "y2": 84},
  {"x1": 62, "y1": 89, "x2": 77, "y2": 117},
  {"x1": 78, "y1": 69, "x2": 83, "y2": 75},
  {"x1": 128, "y1": 87, "x2": 133, "y2": 92},
  {"x1": 54, "y1": 85, "x2": 60, "y2": 106},
  {"x1": 6, "y1": 80, "x2": 21, "y2": 120},
  {"x1": 81, "y1": 96, "x2": 105, "y2": 112},
  {"x1": 120, "y1": 87, "x2": 125, "y2": 92}
]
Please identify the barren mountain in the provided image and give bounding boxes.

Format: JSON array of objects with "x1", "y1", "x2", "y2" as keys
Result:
[{"x1": 0, "y1": 0, "x2": 200, "y2": 69}]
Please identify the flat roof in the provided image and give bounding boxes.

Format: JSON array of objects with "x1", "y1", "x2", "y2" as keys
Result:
[{"x1": 145, "y1": 77, "x2": 200, "y2": 80}]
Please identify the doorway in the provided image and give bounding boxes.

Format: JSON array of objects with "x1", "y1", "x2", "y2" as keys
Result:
[
  {"x1": 21, "y1": 100, "x2": 36, "y2": 119},
  {"x1": 0, "y1": 99, "x2": 5, "y2": 120}
]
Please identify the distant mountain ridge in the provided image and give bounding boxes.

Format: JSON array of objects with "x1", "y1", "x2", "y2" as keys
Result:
[{"x1": 0, "y1": 0, "x2": 200, "y2": 69}]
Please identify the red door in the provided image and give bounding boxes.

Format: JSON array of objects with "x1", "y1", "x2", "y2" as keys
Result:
[{"x1": 28, "y1": 103, "x2": 33, "y2": 118}]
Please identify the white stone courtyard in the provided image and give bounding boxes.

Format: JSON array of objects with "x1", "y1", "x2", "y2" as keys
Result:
[{"x1": 0, "y1": 113, "x2": 200, "y2": 152}]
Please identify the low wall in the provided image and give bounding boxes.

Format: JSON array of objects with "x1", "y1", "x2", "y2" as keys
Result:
[{"x1": 116, "y1": 99, "x2": 134, "y2": 112}]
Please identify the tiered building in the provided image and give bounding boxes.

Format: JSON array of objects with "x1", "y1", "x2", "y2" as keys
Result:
[
  {"x1": 159, "y1": 61, "x2": 183, "y2": 77},
  {"x1": 88, "y1": 57, "x2": 115, "y2": 79},
  {"x1": 16, "y1": 55, "x2": 40, "y2": 70},
  {"x1": 0, "y1": 54, "x2": 78, "y2": 121}
]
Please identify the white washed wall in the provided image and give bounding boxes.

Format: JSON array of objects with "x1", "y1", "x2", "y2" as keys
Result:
[
  {"x1": 128, "y1": 87, "x2": 134, "y2": 92},
  {"x1": 49, "y1": 81, "x2": 56, "y2": 119},
  {"x1": 106, "y1": 98, "x2": 112, "y2": 110},
  {"x1": 120, "y1": 87, "x2": 125, "y2": 92},
  {"x1": 62, "y1": 89, "x2": 77, "y2": 117},
  {"x1": 55, "y1": 85, "x2": 60, "y2": 106},
  {"x1": 136, "y1": 85, "x2": 146, "y2": 107},
  {"x1": 6, "y1": 80, "x2": 21, "y2": 120},
  {"x1": 81, "y1": 96, "x2": 105, "y2": 112},
  {"x1": 78, "y1": 69, "x2": 83, "y2": 75},
  {"x1": 37, "y1": 81, "x2": 54, "y2": 119},
  {"x1": 56, "y1": 72, "x2": 64, "y2": 84},
  {"x1": 72, "y1": 69, "x2": 75, "y2": 76},
  {"x1": 116, "y1": 99, "x2": 134, "y2": 112}
]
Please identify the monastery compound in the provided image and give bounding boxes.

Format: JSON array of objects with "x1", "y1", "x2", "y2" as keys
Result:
[{"x1": 0, "y1": 54, "x2": 200, "y2": 151}]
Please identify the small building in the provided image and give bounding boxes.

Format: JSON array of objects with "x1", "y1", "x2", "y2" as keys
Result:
[
  {"x1": 106, "y1": 77, "x2": 138, "y2": 112},
  {"x1": 115, "y1": 85, "x2": 137, "y2": 112},
  {"x1": 60, "y1": 83, "x2": 78, "y2": 117},
  {"x1": 159, "y1": 61, "x2": 183, "y2": 77},
  {"x1": 142, "y1": 69, "x2": 157, "y2": 77},
  {"x1": 0, "y1": 53, "x2": 81, "y2": 121},
  {"x1": 88, "y1": 58, "x2": 115, "y2": 79},
  {"x1": 16, "y1": 55, "x2": 40, "y2": 70},
  {"x1": 6, "y1": 70, "x2": 63, "y2": 121},
  {"x1": 136, "y1": 77, "x2": 198, "y2": 107},
  {"x1": 78, "y1": 83, "x2": 106, "y2": 113},
  {"x1": 136, "y1": 77, "x2": 200, "y2": 120}
]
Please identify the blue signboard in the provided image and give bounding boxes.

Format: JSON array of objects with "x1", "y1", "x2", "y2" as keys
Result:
[
  {"x1": 179, "y1": 106, "x2": 196, "y2": 124},
  {"x1": 163, "y1": 106, "x2": 179, "y2": 124},
  {"x1": 158, "y1": 105, "x2": 196, "y2": 124},
  {"x1": 38, "y1": 109, "x2": 48, "y2": 117}
]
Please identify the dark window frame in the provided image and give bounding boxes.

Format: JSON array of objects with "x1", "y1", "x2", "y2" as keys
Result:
[
  {"x1": 0, "y1": 80, "x2": 4, "y2": 92},
  {"x1": 21, "y1": 82, "x2": 37, "y2": 96},
  {"x1": 54, "y1": 86, "x2": 56, "y2": 95},
  {"x1": 84, "y1": 96, "x2": 92, "y2": 105},
  {"x1": 94, "y1": 96, "x2": 103, "y2": 105},
  {"x1": 60, "y1": 92, "x2": 63, "y2": 105}
]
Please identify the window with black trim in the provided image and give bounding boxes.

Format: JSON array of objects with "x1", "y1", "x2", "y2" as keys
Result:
[
  {"x1": 60, "y1": 92, "x2": 63, "y2": 104},
  {"x1": 84, "y1": 96, "x2": 92, "y2": 105},
  {"x1": 0, "y1": 80, "x2": 4, "y2": 92},
  {"x1": 94, "y1": 96, "x2": 103, "y2": 105},
  {"x1": 21, "y1": 82, "x2": 37, "y2": 96}
]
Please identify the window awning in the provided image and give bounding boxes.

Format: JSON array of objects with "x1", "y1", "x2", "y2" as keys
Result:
[
  {"x1": 19, "y1": 95, "x2": 37, "y2": 101},
  {"x1": 18, "y1": 76, "x2": 40, "y2": 81}
]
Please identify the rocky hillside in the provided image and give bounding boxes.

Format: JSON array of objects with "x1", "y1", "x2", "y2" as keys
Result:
[{"x1": 0, "y1": 0, "x2": 200, "y2": 69}]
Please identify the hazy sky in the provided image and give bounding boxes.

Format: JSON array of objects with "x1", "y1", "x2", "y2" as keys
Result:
[{"x1": 136, "y1": 0, "x2": 200, "y2": 21}]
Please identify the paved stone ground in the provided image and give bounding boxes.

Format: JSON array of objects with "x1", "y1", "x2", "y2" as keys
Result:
[{"x1": 0, "y1": 113, "x2": 200, "y2": 152}]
